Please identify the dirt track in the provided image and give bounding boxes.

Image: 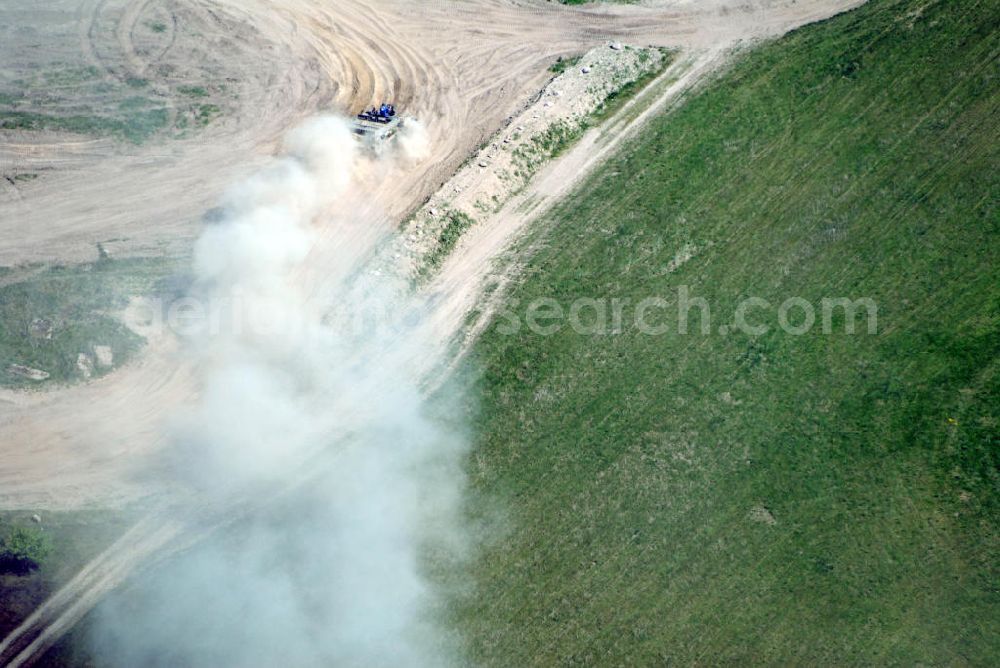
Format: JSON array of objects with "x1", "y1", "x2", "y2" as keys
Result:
[{"x1": 0, "y1": 0, "x2": 864, "y2": 265}]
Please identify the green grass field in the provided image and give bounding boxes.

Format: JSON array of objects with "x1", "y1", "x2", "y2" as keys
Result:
[
  {"x1": 0, "y1": 258, "x2": 184, "y2": 388},
  {"x1": 457, "y1": 0, "x2": 999, "y2": 664}
]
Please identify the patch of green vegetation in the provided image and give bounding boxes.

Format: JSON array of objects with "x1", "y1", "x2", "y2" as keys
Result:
[
  {"x1": 41, "y1": 66, "x2": 101, "y2": 87},
  {"x1": 193, "y1": 103, "x2": 221, "y2": 127},
  {"x1": 0, "y1": 526, "x2": 51, "y2": 573},
  {"x1": 549, "y1": 55, "x2": 582, "y2": 75},
  {"x1": 510, "y1": 120, "x2": 586, "y2": 179},
  {"x1": 149, "y1": 21, "x2": 168, "y2": 33},
  {"x1": 0, "y1": 111, "x2": 110, "y2": 135},
  {"x1": 0, "y1": 51, "x2": 224, "y2": 143},
  {"x1": 559, "y1": 0, "x2": 637, "y2": 4},
  {"x1": 0, "y1": 257, "x2": 183, "y2": 388},
  {"x1": 458, "y1": 0, "x2": 1000, "y2": 664},
  {"x1": 529, "y1": 119, "x2": 583, "y2": 158},
  {"x1": 0, "y1": 65, "x2": 176, "y2": 142},
  {"x1": 592, "y1": 48, "x2": 673, "y2": 122},
  {"x1": 0, "y1": 106, "x2": 169, "y2": 144},
  {"x1": 118, "y1": 96, "x2": 153, "y2": 111},
  {"x1": 177, "y1": 85, "x2": 209, "y2": 98},
  {"x1": 123, "y1": 107, "x2": 170, "y2": 142},
  {"x1": 421, "y1": 210, "x2": 476, "y2": 277}
]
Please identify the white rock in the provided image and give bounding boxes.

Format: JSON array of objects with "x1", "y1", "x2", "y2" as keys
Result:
[
  {"x1": 610, "y1": 42, "x2": 622, "y2": 51},
  {"x1": 581, "y1": 67, "x2": 591, "y2": 74},
  {"x1": 76, "y1": 353, "x2": 94, "y2": 379},
  {"x1": 29, "y1": 318, "x2": 53, "y2": 340},
  {"x1": 94, "y1": 345, "x2": 114, "y2": 368},
  {"x1": 8, "y1": 364, "x2": 49, "y2": 381},
  {"x1": 749, "y1": 506, "x2": 777, "y2": 526}
]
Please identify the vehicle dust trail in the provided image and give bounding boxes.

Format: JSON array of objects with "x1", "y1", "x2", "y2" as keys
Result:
[{"x1": 3, "y1": 115, "x2": 473, "y2": 667}]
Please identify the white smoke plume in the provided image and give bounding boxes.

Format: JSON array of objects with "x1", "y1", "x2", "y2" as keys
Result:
[{"x1": 91, "y1": 116, "x2": 471, "y2": 666}]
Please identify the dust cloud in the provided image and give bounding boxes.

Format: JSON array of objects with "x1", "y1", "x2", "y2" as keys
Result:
[
  {"x1": 396, "y1": 118, "x2": 432, "y2": 162},
  {"x1": 91, "y1": 116, "x2": 471, "y2": 666}
]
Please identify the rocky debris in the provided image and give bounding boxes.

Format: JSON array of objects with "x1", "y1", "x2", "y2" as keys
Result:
[
  {"x1": 31, "y1": 514, "x2": 41, "y2": 524},
  {"x1": 749, "y1": 505, "x2": 777, "y2": 526},
  {"x1": 719, "y1": 391, "x2": 742, "y2": 406},
  {"x1": 8, "y1": 364, "x2": 50, "y2": 381},
  {"x1": 77, "y1": 353, "x2": 95, "y2": 379},
  {"x1": 665, "y1": 242, "x2": 697, "y2": 274},
  {"x1": 28, "y1": 318, "x2": 53, "y2": 340},
  {"x1": 384, "y1": 44, "x2": 664, "y2": 279},
  {"x1": 94, "y1": 345, "x2": 114, "y2": 368}
]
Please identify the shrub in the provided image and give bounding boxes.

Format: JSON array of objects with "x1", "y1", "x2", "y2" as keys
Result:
[{"x1": 1, "y1": 526, "x2": 52, "y2": 572}]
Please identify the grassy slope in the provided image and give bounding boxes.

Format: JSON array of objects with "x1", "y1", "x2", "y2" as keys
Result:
[{"x1": 459, "y1": 0, "x2": 999, "y2": 664}]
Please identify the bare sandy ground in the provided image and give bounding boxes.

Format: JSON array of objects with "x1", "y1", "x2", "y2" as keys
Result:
[{"x1": 0, "y1": 0, "x2": 863, "y2": 511}]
